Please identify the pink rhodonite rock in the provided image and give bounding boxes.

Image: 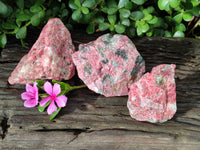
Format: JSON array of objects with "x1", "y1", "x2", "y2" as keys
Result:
[
  {"x1": 127, "y1": 64, "x2": 176, "y2": 123},
  {"x1": 72, "y1": 34, "x2": 145, "y2": 97},
  {"x1": 8, "y1": 18, "x2": 75, "y2": 84}
]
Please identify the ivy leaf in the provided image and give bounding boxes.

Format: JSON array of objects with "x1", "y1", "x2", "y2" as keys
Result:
[
  {"x1": 108, "y1": 15, "x2": 117, "y2": 25},
  {"x1": 38, "y1": 100, "x2": 51, "y2": 112},
  {"x1": 99, "y1": 23, "x2": 110, "y2": 31},
  {"x1": 169, "y1": 0, "x2": 179, "y2": 8},
  {"x1": 16, "y1": 14, "x2": 31, "y2": 21},
  {"x1": 50, "y1": 107, "x2": 61, "y2": 120},
  {"x1": 115, "y1": 24, "x2": 125, "y2": 33},
  {"x1": 86, "y1": 23, "x2": 95, "y2": 34},
  {"x1": 158, "y1": 0, "x2": 170, "y2": 11},
  {"x1": 0, "y1": 1, "x2": 8, "y2": 16},
  {"x1": 126, "y1": 27, "x2": 136, "y2": 38},
  {"x1": 82, "y1": 0, "x2": 96, "y2": 8},
  {"x1": 173, "y1": 31, "x2": 185, "y2": 37},
  {"x1": 175, "y1": 23, "x2": 186, "y2": 32},
  {"x1": 16, "y1": 26, "x2": 27, "y2": 39},
  {"x1": 107, "y1": 7, "x2": 118, "y2": 15},
  {"x1": 173, "y1": 13, "x2": 182, "y2": 24},
  {"x1": 118, "y1": 0, "x2": 129, "y2": 9},
  {"x1": 147, "y1": 16, "x2": 158, "y2": 24},
  {"x1": 119, "y1": 9, "x2": 130, "y2": 18},
  {"x1": 81, "y1": 6, "x2": 89, "y2": 14},
  {"x1": 130, "y1": 11, "x2": 144, "y2": 20},
  {"x1": 62, "y1": 9, "x2": 69, "y2": 17},
  {"x1": 74, "y1": 0, "x2": 81, "y2": 7},
  {"x1": 164, "y1": 31, "x2": 172, "y2": 37},
  {"x1": 2, "y1": 22, "x2": 17, "y2": 29},
  {"x1": 31, "y1": 14, "x2": 41, "y2": 26},
  {"x1": 121, "y1": 18, "x2": 130, "y2": 26},
  {"x1": 72, "y1": 9, "x2": 82, "y2": 21},
  {"x1": 30, "y1": 5, "x2": 42, "y2": 13},
  {"x1": 183, "y1": 12, "x2": 193, "y2": 21},
  {"x1": 94, "y1": 16, "x2": 105, "y2": 23},
  {"x1": 141, "y1": 22, "x2": 149, "y2": 33},
  {"x1": 16, "y1": 0, "x2": 24, "y2": 10},
  {"x1": 69, "y1": 0, "x2": 79, "y2": 9},
  {"x1": 0, "y1": 34, "x2": 7, "y2": 48},
  {"x1": 131, "y1": 0, "x2": 146, "y2": 5}
]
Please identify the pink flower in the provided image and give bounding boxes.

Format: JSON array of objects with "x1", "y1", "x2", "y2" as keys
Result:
[
  {"x1": 39, "y1": 81, "x2": 67, "y2": 115},
  {"x1": 21, "y1": 82, "x2": 38, "y2": 108}
]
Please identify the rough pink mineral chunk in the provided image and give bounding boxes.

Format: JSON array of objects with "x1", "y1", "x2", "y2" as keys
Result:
[
  {"x1": 127, "y1": 64, "x2": 176, "y2": 123},
  {"x1": 72, "y1": 34, "x2": 145, "y2": 97},
  {"x1": 8, "y1": 18, "x2": 75, "y2": 84}
]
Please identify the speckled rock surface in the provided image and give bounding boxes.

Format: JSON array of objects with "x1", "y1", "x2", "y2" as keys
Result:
[
  {"x1": 72, "y1": 33, "x2": 145, "y2": 97},
  {"x1": 8, "y1": 18, "x2": 75, "y2": 84},
  {"x1": 127, "y1": 64, "x2": 176, "y2": 123}
]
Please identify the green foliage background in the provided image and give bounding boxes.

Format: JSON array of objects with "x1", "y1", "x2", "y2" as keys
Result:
[{"x1": 0, "y1": 0, "x2": 200, "y2": 48}]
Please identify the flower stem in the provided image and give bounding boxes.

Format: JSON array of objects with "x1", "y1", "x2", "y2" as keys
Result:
[{"x1": 70, "y1": 85, "x2": 87, "y2": 91}]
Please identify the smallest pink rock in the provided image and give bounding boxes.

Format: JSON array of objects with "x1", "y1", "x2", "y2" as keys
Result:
[{"x1": 127, "y1": 64, "x2": 176, "y2": 123}]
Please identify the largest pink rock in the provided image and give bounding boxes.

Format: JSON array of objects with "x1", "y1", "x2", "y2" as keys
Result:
[
  {"x1": 127, "y1": 64, "x2": 176, "y2": 123},
  {"x1": 72, "y1": 34, "x2": 145, "y2": 97},
  {"x1": 8, "y1": 18, "x2": 75, "y2": 84}
]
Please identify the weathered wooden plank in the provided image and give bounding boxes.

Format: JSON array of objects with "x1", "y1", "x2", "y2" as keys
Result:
[{"x1": 0, "y1": 33, "x2": 200, "y2": 149}]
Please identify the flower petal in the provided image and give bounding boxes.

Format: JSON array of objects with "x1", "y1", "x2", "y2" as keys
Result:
[
  {"x1": 21, "y1": 92, "x2": 34, "y2": 100},
  {"x1": 53, "y1": 83, "x2": 61, "y2": 96},
  {"x1": 26, "y1": 83, "x2": 33, "y2": 92},
  {"x1": 47, "y1": 101, "x2": 57, "y2": 115},
  {"x1": 33, "y1": 82, "x2": 38, "y2": 93},
  {"x1": 40, "y1": 96, "x2": 51, "y2": 107},
  {"x1": 55, "y1": 95, "x2": 67, "y2": 107},
  {"x1": 24, "y1": 99, "x2": 38, "y2": 108},
  {"x1": 44, "y1": 81, "x2": 53, "y2": 95}
]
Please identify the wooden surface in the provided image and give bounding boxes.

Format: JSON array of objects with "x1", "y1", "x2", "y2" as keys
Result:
[{"x1": 0, "y1": 32, "x2": 200, "y2": 150}]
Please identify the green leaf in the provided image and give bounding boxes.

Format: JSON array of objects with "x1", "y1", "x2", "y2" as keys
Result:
[
  {"x1": 30, "y1": 5, "x2": 42, "y2": 13},
  {"x1": 158, "y1": 0, "x2": 170, "y2": 11},
  {"x1": 164, "y1": 31, "x2": 172, "y2": 37},
  {"x1": 173, "y1": 13, "x2": 182, "y2": 24},
  {"x1": 86, "y1": 23, "x2": 95, "y2": 34},
  {"x1": 108, "y1": 15, "x2": 117, "y2": 25},
  {"x1": 131, "y1": 0, "x2": 146, "y2": 5},
  {"x1": 141, "y1": 22, "x2": 149, "y2": 33},
  {"x1": 121, "y1": 18, "x2": 130, "y2": 26},
  {"x1": 16, "y1": 14, "x2": 31, "y2": 21},
  {"x1": 74, "y1": 0, "x2": 81, "y2": 7},
  {"x1": 16, "y1": 19, "x2": 22, "y2": 27},
  {"x1": 82, "y1": 0, "x2": 96, "y2": 8},
  {"x1": 16, "y1": 26, "x2": 27, "y2": 39},
  {"x1": 175, "y1": 23, "x2": 186, "y2": 32},
  {"x1": 16, "y1": 0, "x2": 24, "y2": 9},
  {"x1": 50, "y1": 107, "x2": 61, "y2": 120},
  {"x1": 147, "y1": 16, "x2": 158, "y2": 24},
  {"x1": 107, "y1": 7, "x2": 118, "y2": 15},
  {"x1": 109, "y1": 25, "x2": 115, "y2": 31},
  {"x1": 173, "y1": 31, "x2": 185, "y2": 37},
  {"x1": 119, "y1": 9, "x2": 130, "y2": 18},
  {"x1": 118, "y1": 0, "x2": 129, "y2": 8},
  {"x1": 2, "y1": 22, "x2": 17, "y2": 29},
  {"x1": 145, "y1": 14, "x2": 152, "y2": 21},
  {"x1": 0, "y1": 34, "x2": 7, "y2": 48},
  {"x1": 72, "y1": 9, "x2": 82, "y2": 21},
  {"x1": 94, "y1": 16, "x2": 105, "y2": 23},
  {"x1": 34, "y1": 80, "x2": 46, "y2": 90},
  {"x1": 115, "y1": 24, "x2": 125, "y2": 33},
  {"x1": 146, "y1": 31, "x2": 153, "y2": 37},
  {"x1": 107, "y1": 0, "x2": 117, "y2": 8},
  {"x1": 136, "y1": 27, "x2": 143, "y2": 36},
  {"x1": 38, "y1": 100, "x2": 51, "y2": 112},
  {"x1": 69, "y1": 0, "x2": 79, "y2": 9},
  {"x1": 126, "y1": 27, "x2": 136, "y2": 38},
  {"x1": 99, "y1": 23, "x2": 110, "y2": 31},
  {"x1": 0, "y1": 1, "x2": 8, "y2": 16},
  {"x1": 169, "y1": 0, "x2": 179, "y2": 8},
  {"x1": 81, "y1": 6, "x2": 89, "y2": 14},
  {"x1": 31, "y1": 14, "x2": 41, "y2": 26},
  {"x1": 124, "y1": 1, "x2": 133, "y2": 10},
  {"x1": 130, "y1": 11, "x2": 144, "y2": 20},
  {"x1": 62, "y1": 9, "x2": 69, "y2": 17},
  {"x1": 183, "y1": 12, "x2": 193, "y2": 21},
  {"x1": 147, "y1": 6, "x2": 155, "y2": 13},
  {"x1": 52, "y1": 6, "x2": 59, "y2": 16},
  {"x1": 52, "y1": 80, "x2": 71, "y2": 95}
]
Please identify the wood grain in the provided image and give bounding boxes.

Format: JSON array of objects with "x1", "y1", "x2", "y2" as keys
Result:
[{"x1": 0, "y1": 32, "x2": 200, "y2": 149}]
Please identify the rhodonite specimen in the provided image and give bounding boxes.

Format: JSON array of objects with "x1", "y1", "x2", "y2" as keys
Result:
[
  {"x1": 72, "y1": 33, "x2": 145, "y2": 97},
  {"x1": 8, "y1": 18, "x2": 75, "y2": 84},
  {"x1": 127, "y1": 64, "x2": 176, "y2": 123}
]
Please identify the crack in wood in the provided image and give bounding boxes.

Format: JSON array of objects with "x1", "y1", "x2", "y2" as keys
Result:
[{"x1": 1, "y1": 117, "x2": 10, "y2": 140}]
